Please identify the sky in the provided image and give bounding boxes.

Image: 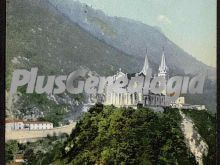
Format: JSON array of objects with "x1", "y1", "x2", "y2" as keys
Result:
[{"x1": 76, "y1": 0, "x2": 216, "y2": 67}]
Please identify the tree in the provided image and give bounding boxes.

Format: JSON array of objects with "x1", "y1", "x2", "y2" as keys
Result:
[{"x1": 5, "y1": 140, "x2": 19, "y2": 163}]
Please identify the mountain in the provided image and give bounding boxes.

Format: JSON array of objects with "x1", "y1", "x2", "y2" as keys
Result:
[
  {"x1": 5, "y1": 1, "x2": 216, "y2": 164},
  {"x1": 6, "y1": 0, "x2": 157, "y2": 123},
  {"x1": 49, "y1": 0, "x2": 216, "y2": 80},
  {"x1": 6, "y1": 0, "x2": 216, "y2": 126},
  {"x1": 47, "y1": 0, "x2": 216, "y2": 112},
  {"x1": 6, "y1": 0, "x2": 146, "y2": 78}
]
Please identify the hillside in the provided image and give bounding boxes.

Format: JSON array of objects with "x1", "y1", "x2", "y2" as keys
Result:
[
  {"x1": 49, "y1": 0, "x2": 215, "y2": 80},
  {"x1": 56, "y1": 106, "x2": 197, "y2": 164},
  {"x1": 5, "y1": 1, "x2": 216, "y2": 164},
  {"x1": 6, "y1": 0, "x2": 216, "y2": 126},
  {"x1": 6, "y1": 0, "x2": 154, "y2": 123},
  {"x1": 183, "y1": 110, "x2": 216, "y2": 165},
  {"x1": 6, "y1": 105, "x2": 215, "y2": 165},
  {"x1": 48, "y1": 0, "x2": 216, "y2": 113},
  {"x1": 6, "y1": 0, "x2": 148, "y2": 80}
]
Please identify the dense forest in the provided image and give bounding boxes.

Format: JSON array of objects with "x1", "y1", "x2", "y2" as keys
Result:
[{"x1": 6, "y1": 105, "x2": 216, "y2": 165}]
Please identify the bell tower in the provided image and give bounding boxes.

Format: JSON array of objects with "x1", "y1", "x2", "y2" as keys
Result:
[
  {"x1": 139, "y1": 48, "x2": 149, "y2": 76},
  {"x1": 158, "y1": 47, "x2": 169, "y2": 79}
]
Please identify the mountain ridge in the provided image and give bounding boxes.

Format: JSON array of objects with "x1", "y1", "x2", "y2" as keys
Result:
[
  {"x1": 6, "y1": 0, "x2": 216, "y2": 125},
  {"x1": 48, "y1": 0, "x2": 215, "y2": 80}
]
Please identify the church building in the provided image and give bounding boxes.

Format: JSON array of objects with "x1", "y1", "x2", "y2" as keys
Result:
[{"x1": 103, "y1": 48, "x2": 176, "y2": 108}]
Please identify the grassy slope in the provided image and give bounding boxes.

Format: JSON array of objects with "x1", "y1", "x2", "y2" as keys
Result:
[
  {"x1": 6, "y1": 0, "x2": 144, "y2": 88},
  {"x1": 6, "y1": 0, "x2": 145, "y2": 122}
]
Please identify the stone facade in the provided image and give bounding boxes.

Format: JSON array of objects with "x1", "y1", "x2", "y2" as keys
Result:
[{"x1": 104, "y1": 49, "x2": 170, "y2": 108}]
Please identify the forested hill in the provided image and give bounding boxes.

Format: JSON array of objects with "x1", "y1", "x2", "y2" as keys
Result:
[
  {"x1": 50, "y1": 105, "x2": 214, "y2": 165},
  {"x1": 6, "y1": 105, "x2": 216, "y2": 164}
]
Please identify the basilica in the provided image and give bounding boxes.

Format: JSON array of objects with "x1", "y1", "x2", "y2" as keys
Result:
[{"x1": 103, "y1": 49, "x2": 185, "y2": 108}]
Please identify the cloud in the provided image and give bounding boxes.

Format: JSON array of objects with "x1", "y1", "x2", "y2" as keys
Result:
[{"x1": 157, "y1": 15, "x2": 172, "y2": 25}]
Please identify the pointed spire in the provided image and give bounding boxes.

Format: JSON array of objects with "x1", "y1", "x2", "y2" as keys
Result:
[
  {"x1": 159, "y1": 47, "x2": 168, "y2": 73},
  {"x1": 139, "y1": 48, "x2": 149, "y2": 76}
]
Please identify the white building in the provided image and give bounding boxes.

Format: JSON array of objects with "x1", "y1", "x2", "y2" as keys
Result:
[
  {"x1": 181, "y1": 104, "x2": 206, "y2": 110},
  {"x1": 170, "y1": 97, "x2": 185, "y2": 108},
  {"x1": 104, "y1": 48, "x2": 172, "y2": 108},
  {"x1": 6, "y1": 120, "x2": 53, "y2": 131},
  {"x1": 24, "y1": 121, "x2": 53, "y2": 130},
  {"x1": 104, "y1": 70, "x2": 140, "y2": 107},
  {"x1": 93, "y1": 48, "x2": 206, "y2": 110},
  {"x1": 6, "y1": 119, "x2": 24, "y2": 131}
]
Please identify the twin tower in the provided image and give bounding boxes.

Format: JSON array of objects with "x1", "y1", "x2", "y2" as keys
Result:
[
  {"x1": 139, "y1": 48, "x2": 169, "y2": 79},
  {"x1": 104, "y1": 48, "x2": 170, "y2": 107}
]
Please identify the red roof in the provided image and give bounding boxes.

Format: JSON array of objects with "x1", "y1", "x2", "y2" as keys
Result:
[
  {"x1": 6, "y1": 119, "x2": 52, "y2": 124},
  {"x1": 23, "y1": 121, "x2": 52, "y2": 124},
  {"x1": 6, "y1": 119, "x2": 23, "y2": 123}
]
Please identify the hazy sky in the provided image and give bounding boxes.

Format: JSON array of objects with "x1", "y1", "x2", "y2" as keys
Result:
[{"x1": 77, "y1": 0, "x2": 216, "y2": 67}]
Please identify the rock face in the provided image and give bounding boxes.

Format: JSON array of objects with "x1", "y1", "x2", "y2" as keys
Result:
[
  {"x1": 6, "y1": 90, "x2": 19, "y2": 118},
  {"x1": 179, "y1": 110, "x2": 208, "y2": 165}
]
